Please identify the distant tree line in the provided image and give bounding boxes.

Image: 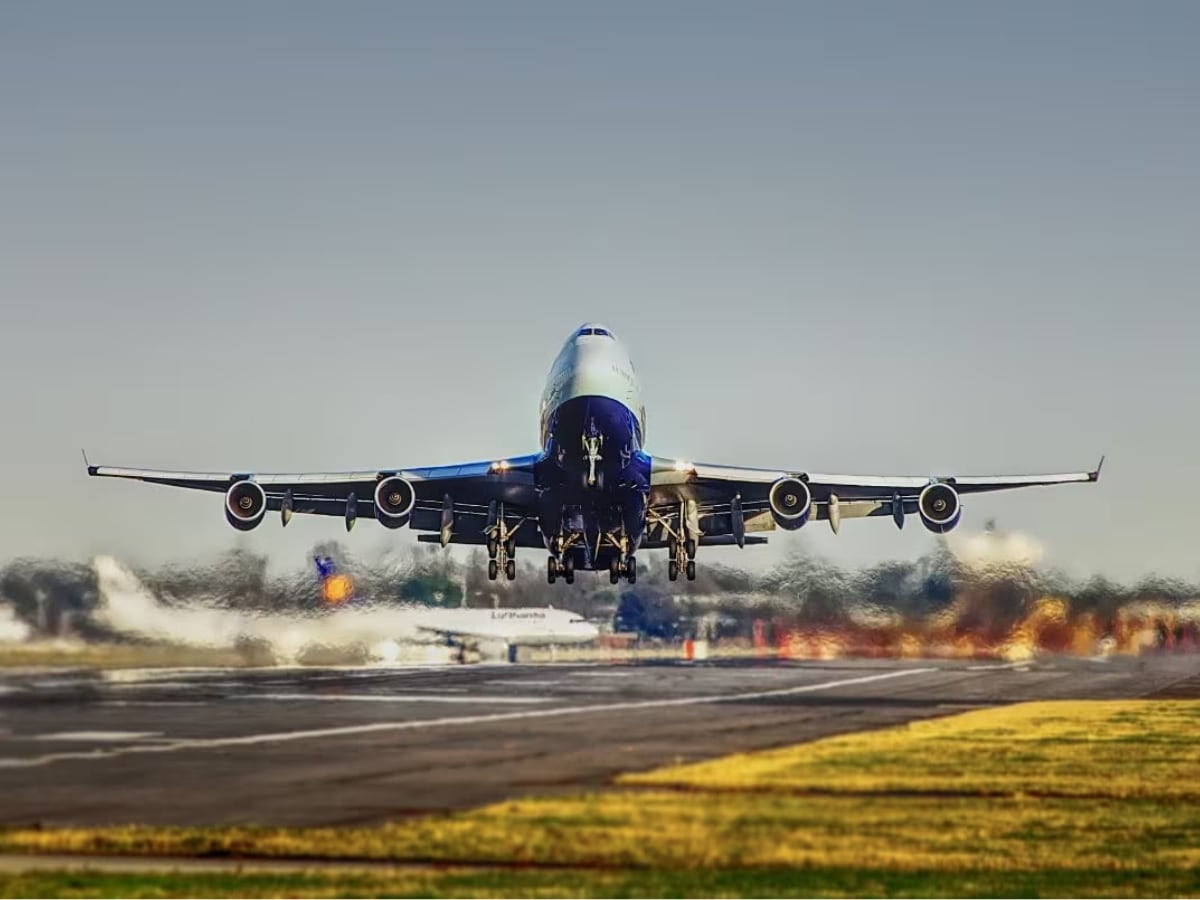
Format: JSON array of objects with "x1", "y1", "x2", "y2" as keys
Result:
[{"x1": 0, "y1": 538, "x2": 1197, "y2": 641}]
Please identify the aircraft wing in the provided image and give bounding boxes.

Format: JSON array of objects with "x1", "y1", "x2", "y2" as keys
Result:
[
  {"x1": 646, "y1": 455, "x2": 1103, "y2": 540},
  {"x1": 413, "y1": 624, "x2": 506, "y2": 644},
  {"x1": 85, "y1": 453, "x2": 545, "y2": 546}
]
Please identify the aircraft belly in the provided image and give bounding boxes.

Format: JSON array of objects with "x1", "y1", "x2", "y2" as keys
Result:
[{"x1": 536, "y1": 395, "x2": 650, "y2": 570}]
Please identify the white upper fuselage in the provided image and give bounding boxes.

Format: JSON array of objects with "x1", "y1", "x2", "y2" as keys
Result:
[{"x1": 539, "y1": 324, "x2": 645, "y2": 448}]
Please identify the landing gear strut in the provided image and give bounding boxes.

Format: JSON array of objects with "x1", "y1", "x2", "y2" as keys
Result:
[
  {"x1": 487, "y1": 503, "x2": 522, "y2": 582},
  {"x1": 582, "y1": 428, "x2": 604, "y2": 489},
  {"x1": 660, "y1": 513, "x2": 698, "y2": 582}
]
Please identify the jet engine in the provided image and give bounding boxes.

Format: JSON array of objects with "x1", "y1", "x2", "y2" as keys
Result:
[
  {"x1": 374, "y1": 475, "x2": 416, "y2": 529},
  {"x1": 225, "y1": 480, "x2": 267, "y2": 531},
  {"x1": 768, "y1": 477, "x2": 812, "y2": 530},
  {"x1": 918, "y1": 482, "x2": 962, "y2": 533}
]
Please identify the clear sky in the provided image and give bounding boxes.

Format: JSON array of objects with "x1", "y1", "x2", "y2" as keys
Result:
[{"x1": 1, "y1": 1, "x2": 1197, "y2": 582}]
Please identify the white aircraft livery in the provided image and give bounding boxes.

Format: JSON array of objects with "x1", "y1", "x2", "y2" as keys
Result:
[{"x1": 88, "y1": 324, "x2": 1102, "y2": 585}]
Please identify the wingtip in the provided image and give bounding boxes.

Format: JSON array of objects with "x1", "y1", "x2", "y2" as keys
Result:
[
  {"x1": 1089, "y1": 455, "x2": 1105, "y2": 482},
  {"x1": 81, "y1": 448, "x2": 98, "y2": 476}
]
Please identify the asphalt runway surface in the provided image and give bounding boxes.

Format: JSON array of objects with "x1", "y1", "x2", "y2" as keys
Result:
[{"x1": 0, "y1": 654, "x2": 1197, "y2": 828}]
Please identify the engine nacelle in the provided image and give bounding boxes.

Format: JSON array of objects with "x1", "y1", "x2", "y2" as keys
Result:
[
  {"x1": 225, "y1": 480, "x2": 267, "y2": 531},
  {"x1": 374, "y1": 475, "x2": 416, "y2": 529},
  {"x1": 918, "y1": 482, "x2": 962, "y2": 533},
  {"x1": 768, "y1": 477, "x2": 812, "y2": 530}
]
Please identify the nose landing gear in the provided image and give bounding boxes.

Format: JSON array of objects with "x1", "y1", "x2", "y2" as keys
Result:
[{"x1": 582, "y1": 427, "x2": 604, "y2": 489}]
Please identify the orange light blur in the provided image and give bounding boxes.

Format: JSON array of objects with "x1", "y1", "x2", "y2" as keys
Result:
[
  {"x1": 768, "y1": 594, "x2": 1182, "y2": 662},
  {"x1": 322, "y1": 573, "x2": 355, "y2": 605}
]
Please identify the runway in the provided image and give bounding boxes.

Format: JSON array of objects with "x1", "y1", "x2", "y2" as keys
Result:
[{"x1": 0, "y1": 655, "x2": 1196, "y2": 828}]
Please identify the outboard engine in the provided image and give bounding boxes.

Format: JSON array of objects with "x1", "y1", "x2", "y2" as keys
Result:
[
  {"x1": 768, "y1": 477, "x2": 812, "y2": 530},
  {"x1": 225, "y1": 480, "x2": 267, "y2": 531},
  {"x1": 374, "y1": 475, "x2": 416, "y2": 529},
  {"x1": 918, "y1": 482, "x2": 962, "y2": 533}
]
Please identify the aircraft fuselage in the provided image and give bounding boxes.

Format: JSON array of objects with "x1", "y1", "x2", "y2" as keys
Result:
[{"x1": 535, "y1": 325, "x2": 650, "y2": 572}]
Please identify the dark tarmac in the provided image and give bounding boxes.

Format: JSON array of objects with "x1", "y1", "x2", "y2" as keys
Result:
[{"x1": 0, "y1": 655, "x2": 1196, "y2": 828}]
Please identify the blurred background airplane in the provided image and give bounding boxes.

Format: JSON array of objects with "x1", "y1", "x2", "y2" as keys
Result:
[{"x1": 309, "y1": 555, "x2": 596, "y2": 662}]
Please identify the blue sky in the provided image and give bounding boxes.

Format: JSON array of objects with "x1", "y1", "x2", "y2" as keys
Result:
[{"x1": 2, "y1": 1, "x2": 1198, "y2": 580}]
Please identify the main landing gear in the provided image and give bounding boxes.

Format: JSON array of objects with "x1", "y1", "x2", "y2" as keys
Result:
[
  {"x1": 651, "y1": 501, "x2": 699, "y2": 582},
  {"x1": 547, "y1": 532, "x2": 581, "y2": 585},
  {"x1": 609, "y1": 555, "x2": 637, "y2": 585},
  {"x1": 547, "y1": 553, "x2": 575, "y2": 585},
  {"x1": 667, "y1": 535, "x2": 697, "y2": 582},
  {"x1": 486, "y1": 503, "x2": 521, "y2": 581},
  {"x1": 594, "y1": 526, "x2": 637, "y2": 585}
]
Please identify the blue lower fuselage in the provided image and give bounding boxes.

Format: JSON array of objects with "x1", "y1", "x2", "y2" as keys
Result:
[{"x1": 535, "y1": 396, "x2": 650, "y2": 569}]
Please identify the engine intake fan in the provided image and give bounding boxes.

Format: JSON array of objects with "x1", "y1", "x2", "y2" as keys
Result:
[
  {"x1": 225, "y1": 480, "x2": 267, "y2": 531},
  {"x1": 374, "y1": 475, "x2": 416, "y2": 529},
  {"x1": 769, "y1": 477, "x2": 812, "y2": 530},
  {"x1": 918, "y1": 482, "x2": 962, "y2": 533}
]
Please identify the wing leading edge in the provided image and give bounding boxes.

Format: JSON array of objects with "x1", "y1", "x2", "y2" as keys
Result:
[
  {"x1": 85, "y1": 454, "x2": 544, "y2": 547},
  {"x1": 647, "y1": 455, "x2": 1103, "y2": 540}
]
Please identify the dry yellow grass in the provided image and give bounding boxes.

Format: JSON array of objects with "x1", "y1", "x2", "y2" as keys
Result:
[
  {"x1": 621, "y1": 699, "x2": 1200, "y2": 800},
  {"x1": 6, "y1": 792, "x2": 1195, "y2": 872},
  {"x1": 2, "y1": 700, "x2": 1197, "y2": 884}
]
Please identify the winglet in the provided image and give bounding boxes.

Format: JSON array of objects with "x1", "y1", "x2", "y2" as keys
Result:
[
  {"x1": 1089, "y1": 455, "x2": 1105, "y2": 482},
  {"x1": 82, "y1": 448, "x2": 98, "y2": 477}
]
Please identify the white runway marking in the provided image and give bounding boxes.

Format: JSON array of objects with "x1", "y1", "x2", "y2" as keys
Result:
[
  {"x1": 36, "y1": 731, "x2": 162, "y2": 742},
  {"x1": 965, "y1": 661, "x2": 1028, "y2": 671},
  {"x1": 0, "y1": 668, "x2": 935, "y2": 769},
  {"x1": 485, "y1": 679, "x2": 561, "y2": 687},
  {"x1": 243, "y1": 693, "x2": 550, "y2": 705},
  {"x1": 99, "y1": 701, "x2": 206, "y2": 708}
]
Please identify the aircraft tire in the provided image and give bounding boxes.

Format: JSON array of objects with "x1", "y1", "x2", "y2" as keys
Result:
[
  {"x1": 547, "y1": 557, "x2": 557, "y2": 584},
  {"x1": 505, "y1": 559, "x2": 516, "y2": 580},
  {"x1": 668, "y1": 560, "x2": 678, "y2": 581},
  {"x1": 686, "y1": 560, "x2": 696, "y2": 581},
  {"x1": 488, "y1": 559, "x2": 498, "y2": 581}
]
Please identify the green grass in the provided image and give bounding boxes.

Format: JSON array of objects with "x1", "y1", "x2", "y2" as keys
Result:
[{"x1": 3, "y1": 867, "x2": 1197, "y2": 899}]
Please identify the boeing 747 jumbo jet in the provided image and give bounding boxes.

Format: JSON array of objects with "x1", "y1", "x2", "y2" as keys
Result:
[{"x1": 87, "y1": 325, "x2": 1102, "y2": 585}]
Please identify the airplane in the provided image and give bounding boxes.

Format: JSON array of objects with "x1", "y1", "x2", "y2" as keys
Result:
[
  {"x1": 406, "y1": 607, "x2": 601, "y2": 663},
  {"x1": 92, "y1": 554, "x2": 598, "y2": 665},
  {"x1": 86, "y1": 323, "x2": 1102, "y2": 586}
]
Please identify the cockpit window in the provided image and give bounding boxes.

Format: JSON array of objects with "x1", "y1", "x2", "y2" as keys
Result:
[{"x1": 577, "y1": 327, "x2": 613, "y2": 339}]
